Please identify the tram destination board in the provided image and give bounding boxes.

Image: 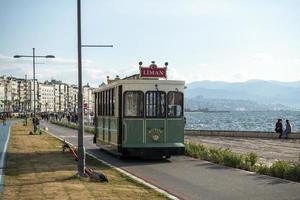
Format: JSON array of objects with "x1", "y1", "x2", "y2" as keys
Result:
[{"x1": 139, "y1": 62, "x2": 167, "y2": 78}]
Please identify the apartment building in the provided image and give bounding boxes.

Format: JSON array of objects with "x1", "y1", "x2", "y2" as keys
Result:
[
  {"x1": 0, "y1": 76, "x2": 13, "y2": 112},
  {"x1": 0, "y1": 80, "x2": 5, "y2": 112},
  {"x1": 0, "y1": 75, "x2": 96, "y2": 114},
  {"x1": 83, "y1": 84, "x2": 94, "y2": 114},
  {"x1": 38, "y1": 82, "x2": 55, "y2": 112},
  {"x1": 69, "y1": 85, "x2": 78, "y2": 112}
]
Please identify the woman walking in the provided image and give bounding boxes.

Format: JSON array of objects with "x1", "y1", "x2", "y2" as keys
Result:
[
  {"x1": 283, "y1": 119, "x2": 292, "y2": 139},
  {"x1": 275, "y1": 119, "x2": 283, "y2": 139}
]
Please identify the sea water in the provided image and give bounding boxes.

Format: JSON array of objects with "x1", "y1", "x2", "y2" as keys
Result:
[{"x1": 185, "y1": 111, "x2": 300, "y2": 132}]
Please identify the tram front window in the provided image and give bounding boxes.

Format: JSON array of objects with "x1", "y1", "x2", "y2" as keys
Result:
[
  {"x1": 145, "y1": 91, "x2": 166, "y2": 117},
  {"x1": 124, "y1": 91, "x2": 144, "y2": 117},
  {"x1": 167, "y1": 92, "x2": 183, "y2": 117}
]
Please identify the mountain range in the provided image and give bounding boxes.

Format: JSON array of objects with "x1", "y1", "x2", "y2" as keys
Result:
[{"x1": 185, "y1": 80, "x2": 300, "y2": 111}]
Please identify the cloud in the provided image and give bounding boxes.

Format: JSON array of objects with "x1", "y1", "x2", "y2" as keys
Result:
[
  {"x1": 250, "y1": 53, "x2": 273, "y2": 63},
  {"x1": 113, "y1": 0, "x2": 236, "y2": 18}
]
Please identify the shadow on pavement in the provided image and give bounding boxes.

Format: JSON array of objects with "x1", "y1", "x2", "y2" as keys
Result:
[
  {"x1": 194, "y1": 160, "x2": 296, "y2": 185},
  {"x1": 244, "y1": 173, "x2": 293, "y2": 185},
  {"x1": 87, "y1": 148, "x2": 172, "y2": 168}
]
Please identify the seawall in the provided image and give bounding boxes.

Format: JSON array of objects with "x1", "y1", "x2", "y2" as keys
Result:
[{"x1": 185, "y1": 130, "x2": 300, "y2": 139}]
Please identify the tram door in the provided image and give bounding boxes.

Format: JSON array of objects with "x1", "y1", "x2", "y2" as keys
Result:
[
  {"x1": 145, "y1": 91, "x2": 166, "y2": 144},
  {"x1": 122, "y1": 91, "x2": 144, "y2": 147}
]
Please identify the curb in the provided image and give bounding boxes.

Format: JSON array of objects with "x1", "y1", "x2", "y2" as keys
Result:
[{"x1": 45, "y1": 129, "x2": 180, "y2": 200}]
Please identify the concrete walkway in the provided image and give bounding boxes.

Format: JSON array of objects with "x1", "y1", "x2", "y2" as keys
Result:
[
  {"x1": 186, "y1": 135, "x2": 300, "y2": 165},
  {"x1": 41, "y1": 121, "x2": 300, "y2": 200}
]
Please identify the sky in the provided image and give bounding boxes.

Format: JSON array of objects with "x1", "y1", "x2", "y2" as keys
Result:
[{"x1": 1, "y1": 0, "x2": 300, "y2": 86}]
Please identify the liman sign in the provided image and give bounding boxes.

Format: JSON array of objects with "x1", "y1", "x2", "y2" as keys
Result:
[{"x1": 139, "y1": 61, "x2": 168, "y2": 78}]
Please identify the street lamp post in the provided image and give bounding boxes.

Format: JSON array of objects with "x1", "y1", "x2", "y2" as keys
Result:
[
  {"x1": 14, "y1": 49, "x2": 55, "y2": 133},
  {"x1": 77, "y1": 0, "x2": 113, "y2": 176},
  {"x1": 25, "y1": 74, "x2": 28, "y2": 126}
]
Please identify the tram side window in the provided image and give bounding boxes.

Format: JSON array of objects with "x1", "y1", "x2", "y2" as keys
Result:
[
  {"x1": 145, "y1": 91, "x2": 166, "y2": 117},
  {"x1": 95, "y1": 93, "x2": 98, "y2": 116},
  {"x1": 98, "y1": 92, "x2": 102, "y2": 115},
  {"x1": 111, "y1": 88, "x2": 115, "y2": 116},
  {"x1": 124, "y1": 91, "x2": 144, "y2": 117},
  {"x1": 97, "y1": 89, "x2": 115, "y2": 116},
  {"x1": 101, "y1": 91, "x2": 104, "y2": 115},
  {"x1": 167, "y1": 92, "x2": 183, "y2": 117}
]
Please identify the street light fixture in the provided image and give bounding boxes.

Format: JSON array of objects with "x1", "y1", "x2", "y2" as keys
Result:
[{"x1": 14, "y1": 48, "x2": 55, "y2": 133}]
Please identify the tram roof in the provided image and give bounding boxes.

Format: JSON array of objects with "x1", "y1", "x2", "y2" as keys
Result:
[{"x1": 93, "y1": 79, "x2": 185, "y2": 93}]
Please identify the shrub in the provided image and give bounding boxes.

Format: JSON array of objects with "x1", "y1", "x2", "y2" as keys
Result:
[
  {"x1": 185, "y1": 142, "x2": 209, "y2": 159},
  {"x1": 256, "y1": 163, "x2": 269, "y2": 175},
  {"x1": 209, "y1": 148, "x2": 225, "y2": 164},
  {"x1": 185, "y1": 142, "x2": 299, "y2": 183},
  {"x1": 284, "y1": 163, "x2": 300, "y2": 182},
  {"x1": 270, "y1": 161, "x2": 291, "y2": 179},
  {"x1": 50, "y1": 120, "x2": 95, "y2": 134},
  {"x1": 223, "y1": 151, "x2": 244, "y2": 168},
  {"x1": 246, "y1": 152, "x2": 258, "y2": 166},
  {"x1": 269, "y1": 161, "x2": 300, "y2": 182}
]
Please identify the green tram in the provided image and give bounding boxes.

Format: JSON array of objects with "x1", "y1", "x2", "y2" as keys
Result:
[{"x1": 93, "y1": 71, "x2": 185, "y2": 159}]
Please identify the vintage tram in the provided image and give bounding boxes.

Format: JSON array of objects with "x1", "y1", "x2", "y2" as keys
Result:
[{"x1": 93, "y1": 62, "x2": 185, "y2": 158}]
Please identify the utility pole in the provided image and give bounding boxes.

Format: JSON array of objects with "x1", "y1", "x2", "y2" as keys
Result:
[
  {"x1": 77, "y1": 0, "x2": 85, "y2": 176},
  {"x1": 76, "y1": 0, "x2": 113, "y2": 176}
]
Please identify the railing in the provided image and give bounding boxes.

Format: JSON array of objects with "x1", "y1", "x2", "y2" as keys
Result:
[{"x1": 185, "y1": 129, "x2": 300, "y2": 139}]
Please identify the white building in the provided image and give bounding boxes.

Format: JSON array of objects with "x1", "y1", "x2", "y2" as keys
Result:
[
  {"x1": 69, "y1": 85, "x2": 78, "y2": 112},
  {"x1": 0, "y1": 75, "x2": 98, "y2": 114},
  {"x1": 0, "y1": 80, "x2": 5, "y2": 112},
  {"x1": 83, "y1": 84, "x2": 94, "y2": 115},
  {"x1": 38, "y1": 82, "x2": 54, "y2": 112}
]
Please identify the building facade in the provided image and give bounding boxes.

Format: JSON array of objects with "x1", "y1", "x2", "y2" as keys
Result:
[{"x1": 0, "y1": 75, "x2": 95, "y2": 114}]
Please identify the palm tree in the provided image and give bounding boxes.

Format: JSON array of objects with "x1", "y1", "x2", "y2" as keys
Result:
[{"x1": 1, "y1": 99, "x2": 12, "y2": 113}]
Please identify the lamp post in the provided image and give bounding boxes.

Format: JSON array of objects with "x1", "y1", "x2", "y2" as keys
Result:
[
  {"x1": 25, "y1": 74, "x2": 28, "y2": 126},
  {"x1": 77, "y1": 0, "x2": 113, "y2": 176},
  {"x1": 14, "y1": 49, "x2": 55, "y2": 133}
]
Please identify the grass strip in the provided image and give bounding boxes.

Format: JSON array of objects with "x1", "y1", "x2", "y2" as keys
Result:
[
  {"x1": 2, "y1": 122, "x2": 169, "y2": 200},
  {"x1": 185, "y1": 141, "x2": 300, "y2": 183}
]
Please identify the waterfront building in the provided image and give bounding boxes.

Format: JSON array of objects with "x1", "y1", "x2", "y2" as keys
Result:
[
  {"x1": 69, "y1": 84, "x2": 78, "y2": 112},
  {"x1": 0, "y1": 76, "x2": 14, "y2": 112},
  {"x1": 83, "y1": 83, "x2": 94, "y2": 115},
  {"x1": 38, "y1": 82, "x2": 55, "y2": 112},
  {"x1": 0, "y1": 75, "x2": 97, "y2": 114},
  {"x1": 0, "y1": 79, "x2": 5, "y2": 112}
]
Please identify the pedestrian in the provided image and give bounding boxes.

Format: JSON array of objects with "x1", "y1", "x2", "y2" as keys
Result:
[
  {"x1": 283, "y1": 119, "x2": 292, "y2": 139},
  {"x1": 275, "y1": 119, "x2": 283, "y2": 139},
  {"x1": 2, "y1": 115, "x2": 6, "y2": 126}
]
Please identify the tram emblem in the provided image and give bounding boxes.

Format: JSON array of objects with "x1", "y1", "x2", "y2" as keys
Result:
[
  {"x1": 139, "y1": 61, "x2": 167, "y2": 79},
  {"x1": 148, "y1": 128, "x2": 162, "y2": 142}
]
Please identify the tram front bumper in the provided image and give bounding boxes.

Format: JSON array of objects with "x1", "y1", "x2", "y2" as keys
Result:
[{"x1": 121, "y1": 146, "x2": 185, "y2": 158}]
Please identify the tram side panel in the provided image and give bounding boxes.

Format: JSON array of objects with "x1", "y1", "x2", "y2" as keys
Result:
[{"x1": 95, "y1": 86, "x2": 120, "y2": 155}]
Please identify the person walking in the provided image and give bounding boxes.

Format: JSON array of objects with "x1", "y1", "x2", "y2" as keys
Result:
[
  {"x1": 2, "y1": 115, "x2": 6, "y2": 126},
  {"x1": 283, "y1": 119, "x2": 292, "y2": 139},
  {"x1": 275, "y1": 119, "x2": 283, "y2": 139}
]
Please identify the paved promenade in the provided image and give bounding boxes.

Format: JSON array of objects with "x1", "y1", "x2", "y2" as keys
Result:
[
  {"x1": 41, "y1": 121, "x2": 300, "y2": 200},
  {"x1": 186, "y1": 135, "x2": 300, "y2": 165}
]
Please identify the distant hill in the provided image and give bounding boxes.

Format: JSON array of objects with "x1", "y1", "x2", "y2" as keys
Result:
[{"x1": 185, "y1": 80, "x2": 300, "y2": 111}]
